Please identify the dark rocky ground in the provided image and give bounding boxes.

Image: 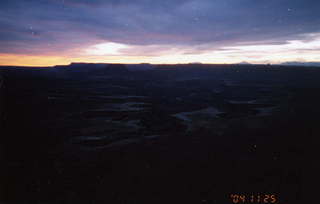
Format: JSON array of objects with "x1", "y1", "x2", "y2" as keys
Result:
[{"x1": 0, "y1": 64, "x2": 317, "y2": 203}]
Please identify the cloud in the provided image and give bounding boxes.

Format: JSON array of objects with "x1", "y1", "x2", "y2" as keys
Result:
[{"x1": 0, "y1": 0, "x2": 320, "y2": 61}]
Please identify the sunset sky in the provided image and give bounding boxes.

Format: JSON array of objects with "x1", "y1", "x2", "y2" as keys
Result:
[{"x1": 1, "y1": 0, "x2": 320, "y2": 66}]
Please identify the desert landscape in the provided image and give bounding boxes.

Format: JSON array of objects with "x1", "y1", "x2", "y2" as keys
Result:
[{"x1": 1, "y1": 63, "x2": 316, "y2": 203}]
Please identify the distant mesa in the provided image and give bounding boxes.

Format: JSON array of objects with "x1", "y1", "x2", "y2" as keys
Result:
[
  {"x1": 55, "y1": 62, "x2": 109, "y2": 69},
  {"x1": 53, "y1": 63, "x2": 129, "y2": 77},
  {"x1": 281, "y1": 61, "x2": 320, "y2": 67},
  {"x1": 54, "y1": 62, "x2": 155, "y2": 72},
  {"x1": 237, "y1": 61, "x2": 252, "y2": 65}
]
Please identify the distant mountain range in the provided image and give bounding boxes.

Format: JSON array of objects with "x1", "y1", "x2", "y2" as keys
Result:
[
  {"x1": 1, "y1": 62, "x2": 320, "y2": 71},
  {"x1": 235, "y1": 61, "x2": 320, "y2": 67},
  {"x1": 55, "y1": 63, "x2": 155, "y2": 71},
  {"x1": 280, "y1": 62, "x2": 320, "y2": 67}
]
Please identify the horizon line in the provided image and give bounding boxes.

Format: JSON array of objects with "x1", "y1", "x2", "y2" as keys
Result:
[{"x1": 1, "y1": 62, "x2": 320, "y2": 68}]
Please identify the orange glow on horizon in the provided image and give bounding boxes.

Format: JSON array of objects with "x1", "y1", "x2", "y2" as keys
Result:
[
  {"x1": 0, "y1": 54, "x2": 153, "y2": 67},
  {"x1": 0, "y1": 54, "x2": 71, "y2": 67}
]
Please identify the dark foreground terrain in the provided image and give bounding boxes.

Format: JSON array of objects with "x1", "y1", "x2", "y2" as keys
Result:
[{"x1": 0, "y1": 63, "x2": 317, "y2": 203}]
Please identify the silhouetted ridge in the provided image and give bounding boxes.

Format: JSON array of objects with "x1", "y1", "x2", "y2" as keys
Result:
[
  {"x1": 281, "y1": 61, "x2": 320, "y2": 67},
  {"x1": 53, "y1": 63, "x2": 129, "y2": 77}
]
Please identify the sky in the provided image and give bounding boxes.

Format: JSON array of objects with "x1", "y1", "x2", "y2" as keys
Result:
[{"x1": 1, "y1": 0, "x2": 320, "y2": 66}]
